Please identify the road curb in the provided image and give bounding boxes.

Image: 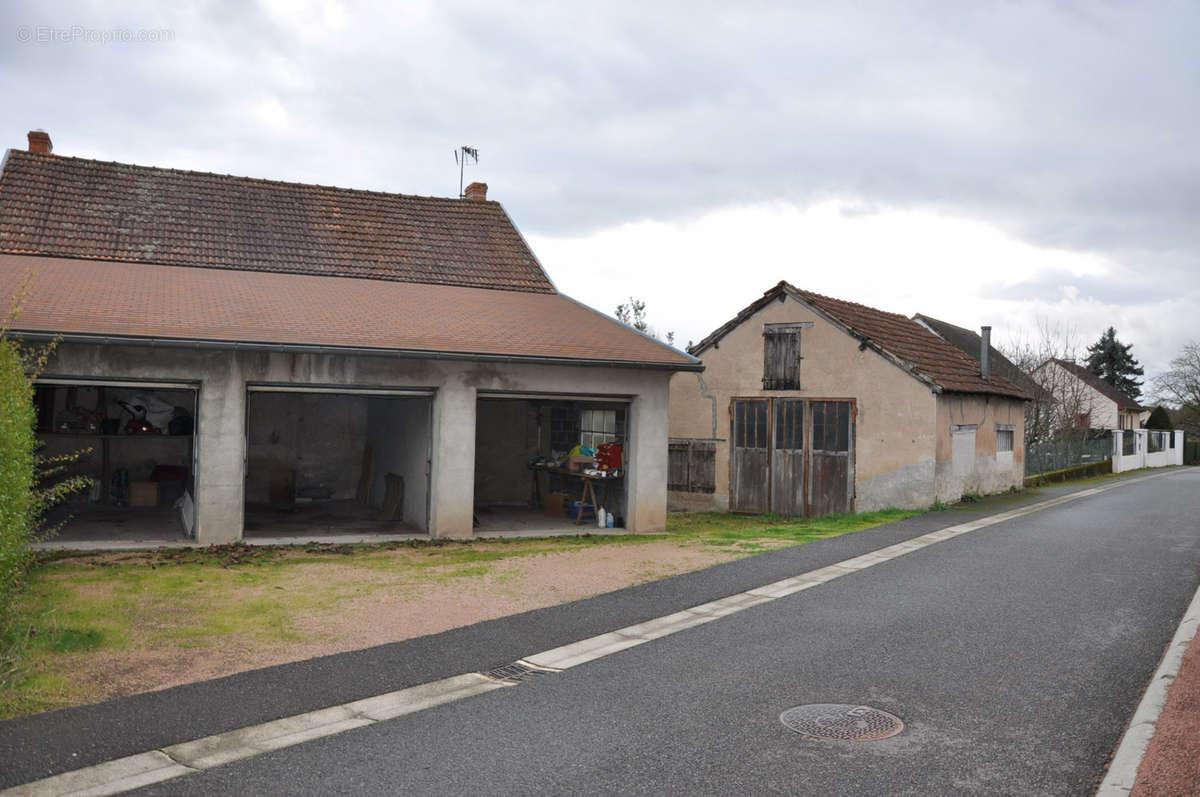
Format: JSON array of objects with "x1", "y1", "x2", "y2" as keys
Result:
[{"x1": 1095, "y1": 576, "x2": 1200, "y2": 796}]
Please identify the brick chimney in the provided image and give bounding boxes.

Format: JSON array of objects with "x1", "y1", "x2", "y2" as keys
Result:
[
  {"x1": 980, "y1": 325, "x2": 992, "y2": 380},
  {"x1": 464, "y1": 182, "x2": 488, "y2": 201},
  {"x1": 27, "y1": 130, "x2": 52, "y2": 155}
]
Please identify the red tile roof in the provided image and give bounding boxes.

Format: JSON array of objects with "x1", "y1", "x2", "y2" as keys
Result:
[
  {"x1": 0, "y1": 150, "x2": 555, "y2": 293},
  {"x1": 691, "y1": 281, "x2": 1029, "y2": 399},
  {"x1": 913, "y1": 313, "x2": 1046, "y2": 400},
  {"x1": 0, "y1": 254, "x2": 698, "y2": 369}
]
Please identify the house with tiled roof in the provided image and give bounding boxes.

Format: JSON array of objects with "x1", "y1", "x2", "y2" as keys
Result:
[
  {"x1": 1030, "y1": 358, "x2": 1147, "y2": 431},
  {"x1": 913, "y1": 314, "x2": 1046, "y2": 401},
  {"x1": 0, "y1": 130, "x2": 699, "y2": 545},
  {"x1": 668, "y1": 282, "x2": 1030, "y2": 515}
]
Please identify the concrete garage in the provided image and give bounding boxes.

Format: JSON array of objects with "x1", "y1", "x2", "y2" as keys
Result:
[{"x1": 0, "y1": 131, "x2": 700, "y2": 546}]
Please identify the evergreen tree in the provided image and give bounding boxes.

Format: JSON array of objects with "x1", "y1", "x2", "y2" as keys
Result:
[
  {"x1": 1085, "y1": 327, "x2": 1144, "y2": 399},
  {"x1": 1144, "y1": 406, "x2": 1173, "y2": 430}
]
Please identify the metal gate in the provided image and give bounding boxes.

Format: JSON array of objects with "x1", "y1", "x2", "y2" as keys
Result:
[{"x1": 730, "y1": 397, "x2": 854, "y2": 517}]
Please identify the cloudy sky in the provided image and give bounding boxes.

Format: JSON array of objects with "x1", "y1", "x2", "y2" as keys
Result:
[{"x1": 3, "y1": 1, "x2": 1196, "y2": 382}]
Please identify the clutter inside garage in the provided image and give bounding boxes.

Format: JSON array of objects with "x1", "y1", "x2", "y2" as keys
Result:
[
  {"x1": 473, "y1": 397, "x2": 628, "y2": 533},
  {"x1": 34, "y1": 382, "x2": 197, "y2": 543}
]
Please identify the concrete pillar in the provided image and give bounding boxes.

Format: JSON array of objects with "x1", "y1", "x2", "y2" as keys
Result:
[
  {"x1": 194, "y1": 356, "x2": 246, "y2": 544},
  {"x1": 625, "y1": 375, "x2": 670, "y2": 533},
  {"x1": 428, "y1": 377, "x2": 476, "y2": 538}
]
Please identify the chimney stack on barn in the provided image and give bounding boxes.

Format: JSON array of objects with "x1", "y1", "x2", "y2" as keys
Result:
[
  {"x1": 464, "y1": 182, "x2": 488, "y2": 201},
  {"x1": 980, "y1": 326, "x2": 992, "y2": 380},
  {"x1": 27, "y1": 130, "x2": 52, "y2": 155}
]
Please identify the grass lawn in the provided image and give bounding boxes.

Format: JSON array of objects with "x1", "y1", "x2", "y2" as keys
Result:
[{"x1": 0, "y1": 507, "x2": 918, "y2": 720}]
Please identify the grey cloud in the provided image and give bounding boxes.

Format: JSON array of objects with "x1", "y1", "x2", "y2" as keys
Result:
[{"x1": 2, "y1": 0, "x2": 1198, "y2": 301}]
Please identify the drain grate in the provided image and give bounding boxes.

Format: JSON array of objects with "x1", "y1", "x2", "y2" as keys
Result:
[
  {"x1": 779, "y1": 704, "x2": 903, "y2": 742},
  {"x1": 480, "y1": 661, "x2": 555, "y2": 684}
]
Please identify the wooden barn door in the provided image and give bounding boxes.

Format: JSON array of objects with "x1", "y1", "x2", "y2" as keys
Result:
[
  {"x1": 808, "y1": 400, "x2": 854, "y2": 516},
  {"x1": 770, "y1": 399, "x2": 805, "y2": 516},
  {"x1": 730, "y1": 398, "x2": 770, "y2": 514}
]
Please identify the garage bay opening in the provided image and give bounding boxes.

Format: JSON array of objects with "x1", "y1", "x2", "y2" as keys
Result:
[
  {"x1": 473, "y1": 394, "x2": 629, "y2": 534},
  {"x1": 244, "y1": 388, "x2": 432, "y2": 539},
  {"x1": 35, "y1": 380, "x2": 199, "y2": 544}
]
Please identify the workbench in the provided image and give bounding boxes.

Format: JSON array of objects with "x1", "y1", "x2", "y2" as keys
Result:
[{"x1": 538, "y1": 466, "x2": 623, "y2": 526}]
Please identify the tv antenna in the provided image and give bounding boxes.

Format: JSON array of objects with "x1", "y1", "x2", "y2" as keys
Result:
[{"x1": 454, "y1": 146, "x2": 479, "y2": 197}]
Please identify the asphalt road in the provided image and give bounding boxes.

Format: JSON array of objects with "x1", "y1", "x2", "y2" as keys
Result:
[{"x1": 111, "y1": 468, "x2": 1199, "y2": 796}]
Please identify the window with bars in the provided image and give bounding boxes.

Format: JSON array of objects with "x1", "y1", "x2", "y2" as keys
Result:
[
  {"x1": 810, "y1": 401, "x2": 850, "y2": 452},
  {"x1": 996, "y1": 425, "x2": 1014, "y2": 453},
  {"x1": 762, "y1": 325, "x2": 803, "y2": 390},
  {"x1": 733, "y1": 400, "x2": 769, "y2": 448},
  {"x1": 774, "y1": 399, "x2": 803, "y2": 451}
]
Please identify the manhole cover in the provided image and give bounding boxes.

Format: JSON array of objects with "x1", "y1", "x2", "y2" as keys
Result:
[{"x1": 779, "y1": 704, "x2": 903, "y2": 741}]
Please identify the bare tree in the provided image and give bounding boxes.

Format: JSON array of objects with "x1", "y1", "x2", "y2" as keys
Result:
[
  {"x1": 614, "y1": 297, "x2": 675, "y2": 346},
  {"x1": 1151, "y1": 341, "x2": 1200, "y2": 436},
  {"x1": 1002, "y1": 319, "x2": 1096, "y2": 446}
]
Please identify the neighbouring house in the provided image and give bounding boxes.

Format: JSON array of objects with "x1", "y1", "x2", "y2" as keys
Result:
[
  {"x1": 668, "y1": 282, "x2": 1030, "y2": 516},
  {"x1": 1030, "y1": 358, "x2": 1147, "y2": 431},
  {"x1": 0, "y1": 130, "x2": 700, "y2": 545}
]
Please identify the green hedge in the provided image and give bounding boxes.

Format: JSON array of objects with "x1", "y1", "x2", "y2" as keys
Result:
[
  {"x1": 1023, "y1": 459, "x2": 1112, "y2": 487},
  {"x1": 0, "y1": 337, "x2": 35, "y2": 622}
]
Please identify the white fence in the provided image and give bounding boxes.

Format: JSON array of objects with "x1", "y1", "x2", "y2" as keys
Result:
[{"x1": 1111, "y1": 430, "x2": 1184, "y2": 473}]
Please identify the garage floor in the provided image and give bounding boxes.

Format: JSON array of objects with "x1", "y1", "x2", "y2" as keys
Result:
[
  {"x1": 243, "y1": 500, "x2": 422, "y2": 538},
  {"x1": 46, "y1": 505, "x2": 189, "y2": 544},
  {"x1": 472, "y1": 506, "x2": 624, "y2": 535}
]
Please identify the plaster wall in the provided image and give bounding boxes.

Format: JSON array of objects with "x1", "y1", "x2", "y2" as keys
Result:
[
  {"x1": 933, "y1": 393, "x2": 1026, "y2": 502},
  {"x1": 668, "y1": 295, "x2": 940, "y2": 512},
  {"x1": 366, "y1": 397, "x2": 432, "y2": 531},
  {"x1": 43, "y1": 342, "x2": 672, "y2": 542},
  {"x1": 245, "y1": 393, "x2": 367, "y2": 503}
]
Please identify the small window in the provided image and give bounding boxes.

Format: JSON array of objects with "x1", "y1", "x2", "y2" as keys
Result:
[
  {"x1": 580, "y1": 409, "x2": 618, "y2": 451},
  {"x1": 734, "y1": 400, "x2": 769, "y2": 449},
  {"x1": 811, "y1": 401, "x2": 850, "y2": 453},
  {"x1": 774, "y1": 400, "x2": 804, "y2": 451},
  {"x1": 996, "y1": 428, "x2": 1014, "y2": 453},
  {"x1": 762, "y1": 324, "x2": 804, "y2": 390}
]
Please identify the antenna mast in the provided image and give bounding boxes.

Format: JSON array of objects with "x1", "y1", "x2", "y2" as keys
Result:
[{"x1": 454, "y1": 146, "x2": 479, "y2": 197}]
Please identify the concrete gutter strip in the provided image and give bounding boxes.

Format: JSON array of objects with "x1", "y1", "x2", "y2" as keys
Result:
[
  {"x1": 1094, "y1": 579, "x2": 1200, "y2": 796},
  {"x1": 0, "y1": 674, "x2": 508, "y2": 797},
  {"x1": 1, "y1": 469, "x2": 1181, "y2": 797}
]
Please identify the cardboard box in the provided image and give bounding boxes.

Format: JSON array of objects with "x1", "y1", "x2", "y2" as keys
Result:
[
  {"x1": 544, "y1": 492, "x2": 568, "y2": 517},
  {"x1": 568, "y1": 454, "x2": 595, "y2": 472},
  {"x1": 129, "y1": 481, "x2": 159, "y2": 507}
]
